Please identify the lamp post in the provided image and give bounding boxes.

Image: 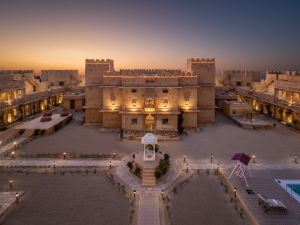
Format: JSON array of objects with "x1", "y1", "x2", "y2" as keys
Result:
[
  {"x1": 183, "y1": 154, "x2": 186, "y2": 163},
  {"x1": 63, "y1": 152, "x2": 66, "y2": 160},
  {"x1": 109, "y1": 161, "x2": 112, "y2": 169},
  {"x1": 133, "y1": 189, "x2": 136, "y2": 198},
  {"x1": 161, "y1": 189, "x2": 164, "y2": 198},
  {"x1": 11, "y1": 151, "x2": 15, "y2": 159},
  {"x1": 210, "y1": 155, "x2": 214, "y2": 163},
  {"x1": 9, "y1": 180, "x2": 13, "y2": 189},
  {"x1": 13, "y1": 141, "x2": 17, "y2": 149},
  {"x1": 52, "y1": 162, "x2": 56, "y2": 169},
  {"x1": 186, "y1": 164, "x2": 189, "y2": 173},
  {"x1": 252, "y1": 155, "x2": 256, "y2": 163},
  {"x1": 294, "y1": 155, "x2": 298, "y2": 164},
  {"x1": 234, "y1": 187, "x2": 237, "y2": 198},
  {"x1": 16, "y1": 193, "x2": 19, "y2": 204},
  {"x1": 113, "y1": 152, "x2": 117, "y2": 159}
]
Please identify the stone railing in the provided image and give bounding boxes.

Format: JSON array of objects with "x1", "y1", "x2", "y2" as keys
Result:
[
  {"x1": 0, "y1": 88, "x2": 65, "y2": 111},
  {"x1": 275, "y1": 80, "x2": 300, "y2": 92}
]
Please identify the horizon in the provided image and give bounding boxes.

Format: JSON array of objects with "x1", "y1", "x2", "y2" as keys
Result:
[{"x1": 1, "y1": 0, "x2": 300, "y2": 74}]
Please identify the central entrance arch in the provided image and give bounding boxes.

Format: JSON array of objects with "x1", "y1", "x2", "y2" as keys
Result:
[{"x1": 145, "y1": 114, "x2": 155, "y2": 131}]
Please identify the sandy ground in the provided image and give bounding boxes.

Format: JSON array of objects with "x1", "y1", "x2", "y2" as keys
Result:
[
  {"x1": 20, "y1": 112, "x2": 300, "y2": 163},
  {"x1": 20, "y1": 113, "x2": 140, "y2": 155},
  {"x1": 0, "y1": 173, "x2": 130, "y2": 225},
  {"x1": 160, "y1": 112, "x2": 300, "y2": 164},
  {"x1": 170, "y1": 172, "x2": 247, "y2": 225}
]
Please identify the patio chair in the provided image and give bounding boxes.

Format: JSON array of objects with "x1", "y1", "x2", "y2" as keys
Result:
[{"x1": 257, "y1": 193, "x2": 288, "y2": 213}]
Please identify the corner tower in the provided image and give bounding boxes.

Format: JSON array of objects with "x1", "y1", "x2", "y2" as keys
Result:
[
  {"x1": 85, "y1": 59, "x2": 114, "y2": 124},
  {"x1": 187, "y1": 58, "x2": 215, "y2": 124}
]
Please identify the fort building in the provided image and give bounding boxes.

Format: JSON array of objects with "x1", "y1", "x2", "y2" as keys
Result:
[
  {"x1": 84, "y1": 58, "x2": 215, "y2": 132},
  {"x1": 236, "y1": 71, "x2": 300, "y2": 129},
  {"x1": 0, "y1": 70, "x2": 64, "y2": 130}
]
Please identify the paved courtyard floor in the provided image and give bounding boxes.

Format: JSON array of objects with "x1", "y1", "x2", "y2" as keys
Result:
[
  {"x1": 160, "y1": 112, "x2": 300, "y2": 164},
  {"x1": 170, "y1": 172, "x2": 247, "y2": 225},
  {"x1": 227, "y1": 169, "x2": 300, "y2": 225},
  {"x1": 20, "y1": 113, "x2": 140, "y2": 155},
  {"x1": 18, "y1": 112, "x2": 300, "y2": 165},
  {"x1": 0, "y1": 173, "x2": 130, "y2": 225}
]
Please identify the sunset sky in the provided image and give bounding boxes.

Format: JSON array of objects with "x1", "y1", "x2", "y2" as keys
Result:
[{"x1": 0, "y1": 0, "x2": 300, "y2": 74}]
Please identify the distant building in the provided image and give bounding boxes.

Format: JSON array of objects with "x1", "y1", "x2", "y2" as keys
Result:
[
  {"x1": 41, "y1": 70, "x2": 79, "y2": 86},
  {"x1": 0, "y1": 70, "x2": 64, "y2": 129},
  {"x1": 236, "y1": 71, "x2": 300, "y2": 128},
  {"x1": 85, "y1": 58, "x2": 216, "y2": 132},
  {"x1": 217, "y1": 70, "x2": 260, "y2": 87}
]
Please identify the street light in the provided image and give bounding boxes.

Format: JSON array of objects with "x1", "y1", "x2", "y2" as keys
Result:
[
  {"x1": 210, "y1": 155, "x2": 214, "y2": 163},
  {"x1": 9, "y1": 180, "x2": 13, "y2": 189},
  {"x1": 186, "y1": 164, "x2": 189, "y2": 173},
  {"x1": 109, "y1": 161, "x2": 112, "y2": 169},
  {"x1": 161, "y1": 189, "x2": 164, "y2": 198},
  {"x1": 183, "y1": 154, "x2": 186, "y2": 162},
  {"x1": 63, "y1": 152, "x2": 66, "y2": 160},
  {"x1": 11, "y1": 151, "x2": 15, "y2": 159},
  {"x1": 13, "y1": 141, "x2": 17, "y2": 149},
  {"x1": 294, "y1": 155, "x2": 298, "y2": 164},
  {"x1": 234, "y1": 187, "x2": 237, "y2": 198},
  {"x1": 252, "y1": 155, "x2": 256, "y2": 163},
  {"x1": 16, "y1": 193, "x2": 19, "y2": 204},
  {"x1": 133, "y1": 189, "x2": 136, "y2": 198},
  {"x1": 52, "y1": 162, "x2": 56, "y2": 169}
]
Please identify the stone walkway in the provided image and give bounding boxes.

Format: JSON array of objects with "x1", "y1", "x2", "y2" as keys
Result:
[
  {"x1": 0, "y1": 191, "x2": 24, "y2": 217},
  {"x1": 175, "y1": 159, "x2": 300, "y2": 170},
  {"x1": 0, "y1": 159, "x2": 123, "y2": 167},
  {"x1": 137, "y1": 192, "x2": 160, "y2": 225},
  {"x1": 0, "y1": 137, "x2": 28, "y2": 156}
]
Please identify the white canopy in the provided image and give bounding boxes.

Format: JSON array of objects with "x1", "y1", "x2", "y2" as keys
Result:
[{"x1": 141, "y1": 133, "x2": 158, "y2": 145}]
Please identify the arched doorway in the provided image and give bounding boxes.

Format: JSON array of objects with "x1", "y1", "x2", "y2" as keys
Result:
[{"x1": 145, "y1": 114, "x2": 155, "y2": 131}]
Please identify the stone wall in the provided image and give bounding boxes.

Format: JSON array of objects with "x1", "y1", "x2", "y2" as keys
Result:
[{"x1": 103, "y1": 112, "x2": 122, "y2": 128}]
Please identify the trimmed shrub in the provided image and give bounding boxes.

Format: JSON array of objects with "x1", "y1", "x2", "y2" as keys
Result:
[{"x1": 127, "y1": 161, "x2": 133, "y2": 170}]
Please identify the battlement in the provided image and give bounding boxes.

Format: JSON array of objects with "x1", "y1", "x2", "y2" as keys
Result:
[
  {"x1": 118, "y1": 69, "x2": 182, "y2": 76},
  {"x1": 85, "y1": 59, "x2": 114, "y2": 64},
  {"x1": 187, "y1": 58, "x2": 215, "y2": 64},
  {"x1": 267, "y1": 70, "x2": 300, "y2": 76}
]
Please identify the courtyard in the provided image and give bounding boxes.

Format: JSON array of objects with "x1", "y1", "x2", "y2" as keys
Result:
[
  {"x1": 18, "y1": 112, "x2": 300, "y2": 164},
  {"x1": 0, "y1": 173, "x2": 130, "y2": 225}
]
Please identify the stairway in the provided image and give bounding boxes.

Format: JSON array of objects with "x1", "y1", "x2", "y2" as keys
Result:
[
  {"x1": 22, "y1": 129, "x2": 35, "y2": 138},
  {"x1": 142, "y1": 166, "x2": 156, "y2": 187}
]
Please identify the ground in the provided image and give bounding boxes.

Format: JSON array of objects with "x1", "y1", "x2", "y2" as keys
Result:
[
  {"x1": 0, "y1": 173, "x2": 130, "y2": 225},
  {"x1": 20, "y1": 112, "x2": 300, "y2": 164},
  {"x1": 227, "y1": 169, "x2": 300, "y2": 225},
  {"x1": 2, "y1": 110, "x2": 300, "y2": 225},
  {"x1": 170, "y1": 171, "x2": 247, "y2": 225}
]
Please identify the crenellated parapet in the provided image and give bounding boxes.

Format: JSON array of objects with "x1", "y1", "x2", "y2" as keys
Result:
[
  {"x1": 267, "y1": 70, "x2": 300, "y2": 76},
  {"x1": 85, "y1": 59, "x2": 114, "y2": 64},
  {"x1": 119, "y1": 69, "x2": 182, "y2": 76},
  {"x1": 187, "y1": 58, "x2": 215, "y2": 64}
]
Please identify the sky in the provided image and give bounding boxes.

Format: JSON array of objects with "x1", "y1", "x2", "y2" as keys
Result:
[{"x1": 0, "y1": 0, "x2": 300, "y2": 74}]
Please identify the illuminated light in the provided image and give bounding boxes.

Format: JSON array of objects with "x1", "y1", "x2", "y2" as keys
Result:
[
  {"x1": 252, "y1": 155, "x2": 256, "y2": 163},
  {"x1": 287, "y1": 115, "x2": 293, "y2": 124},
  {"x1": 144, "y1": 108, "x2": 155, "y2": 113},
  {"x1": 7, "y1": 114, "x2": 12, "y2": 123}
]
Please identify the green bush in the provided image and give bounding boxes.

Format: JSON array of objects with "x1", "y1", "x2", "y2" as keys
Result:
[
  {"x1": 135, "y1": 167, "x2": 141, "y2": 175},
  {"x1": 127, "y1": 161, "x2": 133, "y2": 170},
  {"x1": 155, "y1": 170, "x2": 162, "y2": 178},
  {"x1": 155, "y1": 156, "x2": 170, "y2": 179}
]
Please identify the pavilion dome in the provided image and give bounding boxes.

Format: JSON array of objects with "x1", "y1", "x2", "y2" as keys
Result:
[{"x1": 141, "y1": 133, "x2": 158, "y2": 145}]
